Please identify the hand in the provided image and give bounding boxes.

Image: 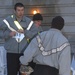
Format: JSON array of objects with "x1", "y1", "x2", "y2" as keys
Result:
[
  {"x1": 21, "y1": 72, "x2": 26, "y2": 75},
  {"x1": 9, "y1": 31, "x2": 16, "y2": 37},
  {"x1": 17, "y1": 29, "x2": 24, "y2": 33}
]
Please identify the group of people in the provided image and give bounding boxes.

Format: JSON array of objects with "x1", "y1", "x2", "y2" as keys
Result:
[{"x1": 0, "y1": 2, "x2": 71, "y2": 75}]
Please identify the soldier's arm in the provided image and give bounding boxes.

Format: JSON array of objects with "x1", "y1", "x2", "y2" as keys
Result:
[{"x1": 59, "y1": 44, "x2": 71, "y2": 75}]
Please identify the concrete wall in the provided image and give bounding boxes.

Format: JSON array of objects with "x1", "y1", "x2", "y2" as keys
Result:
[{"x1": 0, "y1": 0, "x2": 75, "y2": 53}]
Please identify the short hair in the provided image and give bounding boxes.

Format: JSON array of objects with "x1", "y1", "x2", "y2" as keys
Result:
[
  {"x1": 14, "y1": 3, "x2": 25, "y2": 10},
  {"x1": 51, "y1": 16, "x2": 64, "y2": 30},
  {"x1": 33, "y1": 13, "x2": 43, "y2": 21}
]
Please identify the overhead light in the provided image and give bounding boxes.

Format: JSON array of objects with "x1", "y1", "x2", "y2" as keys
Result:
[
  {"x1": 33, "y1": 9, "x2": 40, "y2": 14},
  {"x1": 33, "y1": 10, "x2": 38, "y2": 14}
]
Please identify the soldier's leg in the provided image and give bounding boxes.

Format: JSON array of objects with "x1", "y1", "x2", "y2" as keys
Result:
[{"x1": 7, "y1": 53, "x2": 19, "y2": 75}]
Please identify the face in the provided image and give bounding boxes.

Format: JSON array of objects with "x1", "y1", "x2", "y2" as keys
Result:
[
  {"x1": 14, "y1": 7, "x2": 25, "y2": 18},
  {"x1": 34, "y1": 20, "x2": 42, "y2": 27}
]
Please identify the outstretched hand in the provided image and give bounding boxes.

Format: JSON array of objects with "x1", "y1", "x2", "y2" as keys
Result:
[
  {"x1": 17, "y1": 29, "x2": 24, "y2": 33},
  {"x1": 9, "y1": 31, "x2": 16, "y2": 37},
  {"x1": 21, "y1": 72, "x2": 26, "y2": 75}
]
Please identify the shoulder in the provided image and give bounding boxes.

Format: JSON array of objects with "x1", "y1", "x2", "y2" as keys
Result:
[
  {"x1": 31, "y1": 31, "x2": 47, "y2": 44},
  {"x1": 23, "y1": 16, "x2": 31, "y2": 22},
  {"x1": 5, "y1": 15, "x2": 12, "y2": 20},
  {"x1": 1, "y1": 15, "x2": 11, "y2": 25},
  {"x1": 58, "y1": 32, "x2": 68, "y2": 42},
  {"x1": 56, "y1": 31, "x2": 69, "y2": 46},
  {"x1": 51, "y1": 29, "x2": 68, "y2": 42},
  {"x1": 49, "y1": 29, "x2": 69, "y2": 44},
  {"x1": 39, "y1": 30, "x2": 48, "y2": 40}
]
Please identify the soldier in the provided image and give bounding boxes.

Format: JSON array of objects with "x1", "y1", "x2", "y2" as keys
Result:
[
  {"x1": 33, "y1": 13, "x2": 43, "y2": 32},
  {"x1": 19, "y1": 16, "x2": 71, "y2": 75},
  {"x1": 28, "y1": 13, "x2": 43, "y2": 72},
  {"x1": 0, "y1": 2, "x2": 41, "y2": 75}
]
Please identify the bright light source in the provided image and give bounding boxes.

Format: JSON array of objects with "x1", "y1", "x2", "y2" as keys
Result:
[{"x1": 33, "y1": 10, "x2": 37, "y2": 14}]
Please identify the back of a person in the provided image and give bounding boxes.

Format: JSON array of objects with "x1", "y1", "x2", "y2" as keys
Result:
[
  {"x1": 19, "y1": 16, "x2": 71, "y2": 75},
  {"x1": 33, "y1": 16, "x2": 70, "y2": 75},
  {"x1": 33, "y1": 28, "x2": 68, "y2": 67}
]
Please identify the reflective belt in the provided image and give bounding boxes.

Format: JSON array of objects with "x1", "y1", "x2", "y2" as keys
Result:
[
  {"x1": 36, "y1": 35, "x2": 70, "y2": 56},
  {"x1": 26, "y1": 21, "x2": 33, "y2": 43},
  {"x1": 3, "y1": 15, "x2": 34, "y2": 42},
  {"x1": 3, "y1": 19, "x2": 17, "y2": 32},
  {"x1": 27, "y1": 21, "x2": 33, "y2": 30},
  {"x1": 11, "y1": 15, "x2": 34, "y2": 31},
  {"x1": 3, "y1": 17, "x2": 33, "y2": 32},
  {"x1": 11, "y1": 15, "x2": 33, "y2": 43},
  {"x1": 11, "y1": 15, "x2": 23, "y2": 30},
  {"x1": 14, "y1": 21, "x2": 23, "y2": 30},
  {"x1": 13, "y1": 20, "x2": 33, "y2": 43},
  {"x1": 11, "y1": 15, "x2": 14, "y2": 18}
]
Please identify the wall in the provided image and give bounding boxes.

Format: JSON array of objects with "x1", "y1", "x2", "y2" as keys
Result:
[{"x1": 0, "y1": 0, "x2": 75, "y2": 53}]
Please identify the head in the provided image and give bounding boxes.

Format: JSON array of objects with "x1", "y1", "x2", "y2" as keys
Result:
[
  {"x1": 14, "y1": 3, "x2": 25, "y2": 18},
  {"x1": 33, "y1": 13, "x2": 43, "y2": 27},
  {"x1": 51, "y1": 16, "x2": 64, "y2": 30}
]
